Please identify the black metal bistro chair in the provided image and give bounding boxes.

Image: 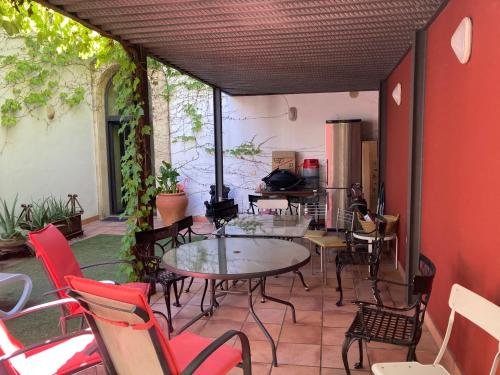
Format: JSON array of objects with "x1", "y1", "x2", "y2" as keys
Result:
[
  {"x1": 341, "y1": 254, "x2": 436, "y2": 374},
  {"x1": 334, "y1": 217, "x2": 387, "y2": 306},
  {"x1": 135, "y1": 223, "x2": 187, "y2": 334},
  {"x1": 212, "y1": 204, "x2": 239, "y2": 229},
  {"x1": 173, "y1": 215, "x2": 209, "y2": 307}
]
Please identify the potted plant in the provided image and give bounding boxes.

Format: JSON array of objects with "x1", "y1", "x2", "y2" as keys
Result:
[
  {"x1": 22, "y1": 195, "x2": 84, "y2": 240},
  {"x1": 0, "y1": 196, "x2": 27, "y2": 256},
  {"x1": 156, "y1": 161, "x2": 188, "y2": 226}
]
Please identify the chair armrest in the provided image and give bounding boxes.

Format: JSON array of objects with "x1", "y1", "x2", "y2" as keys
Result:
[
  {"x1": 1, "y1": 298, "x2": 77, "y2": 321},
  {"x1": 180, "y1": 330, "x2": 251, "y2": 375},
  {"x1": 0, "y1": 329, "x2": 93, "y2": 363},
  {"x1": 80, "y1": 259, "x2": 134, "y2": 270}
]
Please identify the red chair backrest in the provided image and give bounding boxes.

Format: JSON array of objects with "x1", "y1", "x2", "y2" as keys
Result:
[
  {"x1": 28, "y1": 224, "x2": 83, "y2": 299},
  {"x1": 65, "y1": 276, "x2": 180, "y2": 374}
]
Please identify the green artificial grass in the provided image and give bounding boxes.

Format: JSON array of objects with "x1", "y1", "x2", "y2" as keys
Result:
[
  {"x1": 0, "y1": 233, "x2": 203, "y2": 345},
  {"x1": 0, "y1": 234, "x2": 127, "y2": 344}
]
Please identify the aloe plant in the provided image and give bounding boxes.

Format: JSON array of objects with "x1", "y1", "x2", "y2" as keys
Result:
[
  {"x1": 46, "y1": 197, "x2": 72, "y2": 222},
  {"x1": 0, "y1": 196, "x2": 24, "y2": 240}
]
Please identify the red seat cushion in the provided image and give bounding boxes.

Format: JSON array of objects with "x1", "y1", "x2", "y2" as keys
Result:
[{"x1": 170, "y1": 332, "x2": 242, "y2": 375}]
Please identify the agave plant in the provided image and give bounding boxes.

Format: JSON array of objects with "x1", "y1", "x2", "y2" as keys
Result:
[
  {"x1": 0, "y1": 196, "x2": 24, "y2": 240},
  {"x1": 27, "y1": 199, "x2": 50, "y2": 231},
  {"x1": 46, "y1": 197, "x2": 72, "y2": 223}
]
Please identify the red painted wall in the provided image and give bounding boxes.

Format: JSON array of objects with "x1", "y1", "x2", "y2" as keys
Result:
[
  {"x1": 421, "y1": 0, "x2": 500, "y2": 373},
  {"x1": 384, "y1": 50, "x2": 412, "y2": 270}
]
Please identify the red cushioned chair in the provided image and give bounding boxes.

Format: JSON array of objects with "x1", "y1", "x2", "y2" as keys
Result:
[
  {"x1": 0, "y1": 298, "x2": 101, "y2": 375},
  {"x1": 66, "y1": 275, "x2": 252, "y2": 375},
  {"x1": 28, "y1": 224, "x2": 149, "y2": 332}
]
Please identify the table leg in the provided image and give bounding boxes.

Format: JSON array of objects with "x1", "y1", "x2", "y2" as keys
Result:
[
  {"x1": 260, "y1": 277, "x2": 297, "y2": 323},
  {"x1": 248, "y1": 278, "x2": 278, "y2": 367},
  {"x1": 177, "y1": 279, "x2": 216, "y2": 333}
]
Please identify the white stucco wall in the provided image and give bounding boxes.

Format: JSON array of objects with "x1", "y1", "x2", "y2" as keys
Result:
[
  {"x1": 222, "y1": 91, "x2": 379, "y2": 213},
  {"x1": 0, "y1": 62, "x2": 98, "y2": 219},
  {"x1": 170, "y1": 90, "x2": 379, "y2": 216}
]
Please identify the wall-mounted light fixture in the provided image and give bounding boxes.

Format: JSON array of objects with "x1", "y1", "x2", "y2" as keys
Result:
[
  {"x1": 392, "y1": 83, "x2": 402, "y2": 106},
  {"x1": 288, "y1": 107, "x2": 297, "y2": 121},
  {"x1": 451, "y1": 17, "x2": 472, "y2": 64}
]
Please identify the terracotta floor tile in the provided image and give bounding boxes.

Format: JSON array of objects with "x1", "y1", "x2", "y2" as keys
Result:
[
  {"x1": 367, "y1": 348, "x2": 408, "y2": 365},
  {"x1": 321, "y1": 345, "x2": 366, "y2": 370},
  {"x1": 322, "y1": 327, "x2": 347, "y2": 346},
  {"x1": 276, "y1": 343, "x2": 321, "y2": 367},
  {"x1": 271, "y1": 364, "x2": 320, "y2": 375},
  {"x1": 256, "y1": 298, "x2": 290, "y2": 311},
  {"x1": 289, "y1": 296, "x2": 323, "y2": 311},
  {"x1": 198, "y1": 319, "x2": 243, "y2": 338},
  {"x1": 170, "y1": 318, "x2": 207, "y2": 335},
  {"x1": 321, "y1": 368, "x2": 369, "y2": 374},
  {"x1": 210, "y1": 306, "x2": 249, "y2": 321},
  {"x1": 242, "y1": 321, "x2": 282, "y2": 341},
  {"x1": 228, "y1": 362, "x2": 271, "y2": 375},
  {"x1": 174, "y1": 304, "x2": 208, "y2": 320},
  {"x1": 234, "y1": 340, "x2": 275, "y2": 364},
  {"x1": 279, "y1": 324, "x2": 322, "y2": 345},
  {"x1": 247, "y1": 308, "x2": 286, "y2": 324},
  {"x1": 284, "y1": 309, "x2": 322, "y2": 326},
  {"x1": 323, "y1": 298, "x2": 358, "y2": 313},
  {"x1": 223, "y1": 294, "x2": 252, "y2": 308},
  {"x1": 323, "y1": 311, "x2": 355, "y2": 328}
]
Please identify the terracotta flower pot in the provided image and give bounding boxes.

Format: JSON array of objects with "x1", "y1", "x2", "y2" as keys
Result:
[{"x1": 156, "y1": 192, "x2": 188, "y2": 226}]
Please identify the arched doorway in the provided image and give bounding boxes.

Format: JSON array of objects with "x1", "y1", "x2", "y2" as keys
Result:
[{"x1": 105, "y1": 78, "x2": 128, "y2": 215}]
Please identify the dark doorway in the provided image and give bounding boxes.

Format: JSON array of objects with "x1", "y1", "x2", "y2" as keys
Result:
[{"x1": 105, "y1": 78, "x2": 128, "y2": 215}]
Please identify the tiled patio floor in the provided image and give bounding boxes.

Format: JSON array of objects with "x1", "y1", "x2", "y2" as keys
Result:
[{"x1": 78, "y1": 219, "x2": 458, "y2": 375}]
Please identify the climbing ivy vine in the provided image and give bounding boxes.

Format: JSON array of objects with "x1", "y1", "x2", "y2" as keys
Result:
[{"x1": 0, "y1": 0, "x2": 154, "y2": 280}]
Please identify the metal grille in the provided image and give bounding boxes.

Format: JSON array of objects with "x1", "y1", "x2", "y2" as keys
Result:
[{"x1": 38, "y1": 0, "x2": 444, "y2": 95}]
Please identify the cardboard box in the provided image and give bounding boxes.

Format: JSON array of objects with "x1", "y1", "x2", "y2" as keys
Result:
[{"x1": 272, "y1": 151, "x2": 296, "y2": 172}]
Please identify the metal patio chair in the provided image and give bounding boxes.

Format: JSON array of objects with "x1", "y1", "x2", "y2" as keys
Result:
[
  {"x1": 66, "y1": 275, "x2": 252, "y2": 375},
  {"x1": 135, "y1": 223, "x2": 197, "y2": 334},
  {"x1": 0, "y1": 298, "x2": 101, "y2": 375},
  {"x1": 213, "y1": 204, "x2": 239, "y2": 229},
  {"x1": 341, "y1": 254, "x2": 436, "y2": 374},
  {"x1": 28, "y1": 224, "x2": 149, "y2": 333},
  {"x1": 372, "y1": 283, "x2": 500, "y2": 375},
  {"x1": 334, "y1": 217, "x2": 387, "y2": 306}
]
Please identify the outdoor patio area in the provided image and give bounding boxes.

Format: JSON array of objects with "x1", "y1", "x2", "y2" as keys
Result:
[
  {"x1": 1, "y1": 0, "x2": 499, "y2": 374},
  {"x1": 70, "y1": 220, "x2": 454, "y2": 375}
]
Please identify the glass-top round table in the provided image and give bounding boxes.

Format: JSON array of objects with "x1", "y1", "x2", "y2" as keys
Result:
[
  {"x1": 163, "y1": 237, "x2": 310, "y2": 280},
  {"x1": 163, "y1": 237, "x2": 310, "y2": 366}
]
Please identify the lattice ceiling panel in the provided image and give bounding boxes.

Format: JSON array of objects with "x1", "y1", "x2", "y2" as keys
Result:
[{"x1": 38, "y1": 0, "x2": 444, "y2": 95}]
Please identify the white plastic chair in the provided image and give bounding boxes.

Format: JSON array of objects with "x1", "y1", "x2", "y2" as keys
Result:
[{"x1": 372, "y1": 283, "x2": 500, "y2": 375}]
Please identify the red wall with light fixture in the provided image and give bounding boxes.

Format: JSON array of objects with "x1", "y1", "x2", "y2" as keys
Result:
[
  {"x1": 384, "y1": 50, "x2": 412, "y2": 270},
  {"x1": 420, "y1": 0, "x2": 500, "y2": 373}
]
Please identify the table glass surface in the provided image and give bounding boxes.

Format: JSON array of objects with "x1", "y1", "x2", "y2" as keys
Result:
[
  {"x1": 215, "y1": 214, "x2": 311, "y2": 238},
  {"x1": 163, "y1": 237, "x2": 310, "y2": 279}
]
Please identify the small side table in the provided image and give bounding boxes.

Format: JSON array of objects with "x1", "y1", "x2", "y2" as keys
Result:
[{"x1": 0, "y1": 273, "x2": 33, "y2": 317}]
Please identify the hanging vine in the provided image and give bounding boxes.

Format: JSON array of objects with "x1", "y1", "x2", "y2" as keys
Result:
[{"x1": 1, "y1": 0, "x2": 154, "y2": 280}]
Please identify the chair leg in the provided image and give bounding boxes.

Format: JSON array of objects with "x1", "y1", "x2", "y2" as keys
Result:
[
  {"x1": 342, "y1": 336, "x2": 354, "y2": 375},
  {"x1": 172, "y1": 281, "x2": 181, "y2": 307},
  {"x1": 407, "y1": 345, "x2": 417, "y2": 361},
  {"x1": 163, "y1": 283, "x2": 174, "y2": 334},
  {"x1": 185, "y1": 277, "x2": 195, "y2": 293},
  {"x1": 354, "y1": 338, "x2": 364, "y2": 369},
  {"x1": 336, "y1": 257, "x2": 344, "y2": 306}
]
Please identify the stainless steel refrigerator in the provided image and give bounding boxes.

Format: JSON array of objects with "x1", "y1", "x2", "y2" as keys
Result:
[{"x1": 325, "y1": 119, "x2": 362, "y2": 229}]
